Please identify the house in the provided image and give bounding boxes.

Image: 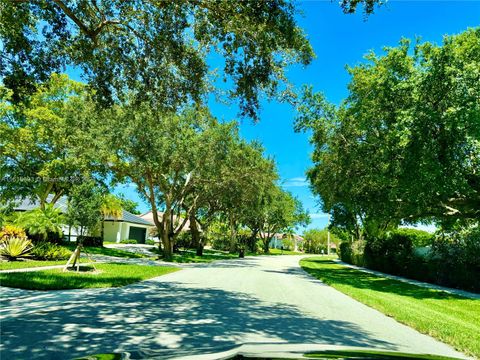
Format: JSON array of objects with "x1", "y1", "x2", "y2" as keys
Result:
[
  {"x1": 12, "y1": 196, "x2": 154, "y2": 244},
  {"x1": 267, "y1": 233, "x2": 305, "y2": 252},
  {"x1": 140, "y1": 211, "x2": 200, "y2": 233},
  {"x1": 103, "y1": 210, "x2": 154, "y2": 244}
]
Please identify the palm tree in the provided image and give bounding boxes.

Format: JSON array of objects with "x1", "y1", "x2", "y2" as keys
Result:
[
  {"x1": 100, "y1": 194, "x2": 123, "y2": 243},
  {"x1": 15, "y1": 205, "x2": 64, "y2": 242}
]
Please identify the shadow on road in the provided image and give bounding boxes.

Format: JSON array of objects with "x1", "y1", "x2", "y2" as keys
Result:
[{"x1": 1, "y1": 278, "x2": 395, "y2": 359}]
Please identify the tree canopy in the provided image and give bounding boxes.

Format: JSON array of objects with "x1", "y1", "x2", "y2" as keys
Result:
[
  {"x1": 1, "y1": 0, "x2": 383, "y2": 119},
  {"x1": 0, "y1": 74, "x2": 98, "y2": 208},
  {"x1": 296, "y1": 28, "x2": 480, "y2": 235},
  {"x1": 1, "y1": 0, "x2": 315, "y2": 120},
  {"x1": 303, "y1": 228, "x2": 340, "y2": 254}
]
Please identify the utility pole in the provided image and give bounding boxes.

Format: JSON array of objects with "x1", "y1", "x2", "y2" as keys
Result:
[{"x1": 327, "y1": 213, "x2": 331, "y2": 256}]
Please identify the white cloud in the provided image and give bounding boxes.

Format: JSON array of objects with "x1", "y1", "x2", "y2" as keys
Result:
[
  {"x1": 289, "y1": 177, "x2": 307, "y2": 182},
  {"x1": 283, "y1": 177, "x2": 309, "y2": 187}
]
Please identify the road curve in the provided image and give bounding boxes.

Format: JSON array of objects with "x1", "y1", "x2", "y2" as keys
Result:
[{"x1": 0, "y1": 255, "x2": 467, "y2": 359}]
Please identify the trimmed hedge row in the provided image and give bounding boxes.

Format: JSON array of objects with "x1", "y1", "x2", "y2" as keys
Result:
[{"x1": 339, "y1": 228, "x2": 480, "y2": 293}]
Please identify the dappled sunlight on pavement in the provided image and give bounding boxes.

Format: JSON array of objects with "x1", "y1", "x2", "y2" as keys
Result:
[{"x1": 0, "y1": 255, "x2": 467, "y2": 359}]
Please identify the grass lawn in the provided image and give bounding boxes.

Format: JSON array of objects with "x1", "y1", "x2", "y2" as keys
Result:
[
  {"x1": 300, "y1": 257, "x2": 480, "y2": 359},
  {"x1": 0, "y1": 263, "x2": 179, "y2": 290},
  {"x1": 0, "y1": 245, "x2": 145, "y2": 271},
  {"x1": 149, "y1": 248, "x2": 239, "y2": 263},
  {"x1": 149, "y1": 247, "x2": 307, "y2": 263},
  {"x1": 0, "y1": 258, "x2": 88, "y2": 271}
]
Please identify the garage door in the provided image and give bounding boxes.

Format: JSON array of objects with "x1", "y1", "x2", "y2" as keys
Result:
[{"x1": 128, "y1": 226, "x2": 146, "y2": 244}]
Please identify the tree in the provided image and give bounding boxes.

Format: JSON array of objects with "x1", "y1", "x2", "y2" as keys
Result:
[
  {"x1": 1, "y1": 0, "x2": 316, "y2": 120},
  {"x1": 296, "y1": 28, "x2": 480, "y2": 234},
  {"x1": 104, "y1": 105, "x2": 248, "y2": 260},
  {"x1": 339, "y1": 0, "x2": 383, "y2": 14},
  {"x1": 180, "y1": 120, "x2": 255, "y2": 256},
  {"x1": 254, "y1": 186, "x2": 310, "y2": 253},
  {"x1": 0, "y1": 74, "x2": 97, "y2": 208},
  {"x1": 304, "y1": 228, "x2": 340, "y2": 254},
  {"x1": 1, "y1": 1, "x2": 382, "y2": 118},
  {"x1": 66, "y1": 180, "x2": 104, "y2": 239},
  {"x1": 116, "y1": 193, "x2": 140, "y2": 215},
  {"x1": 217, "y1": 142, "x2": 279, "y2": 254}
]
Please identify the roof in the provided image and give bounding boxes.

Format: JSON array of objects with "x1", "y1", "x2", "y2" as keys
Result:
[
  {"x1": 12, "y1": 196, "x2": 153, "y2": 226},
  {"x1": 12, "y1": 195, "x2": 68, "y2": 212},
  {"x1": 104, "y1": 209, "x2": 154, "y2": 226}
]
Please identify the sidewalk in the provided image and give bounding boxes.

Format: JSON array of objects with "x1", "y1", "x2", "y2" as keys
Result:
[
  {"x1": 334, "y1": 259, "x2": 480, "y2": 300},
  {"x1": 0, "y1": 263, "x2": 94, "y2": 274}
]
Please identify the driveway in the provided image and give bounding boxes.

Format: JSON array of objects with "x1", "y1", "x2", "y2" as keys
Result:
[{"x1": 0, "y1": 255, "x2": 467, "y2": 359}]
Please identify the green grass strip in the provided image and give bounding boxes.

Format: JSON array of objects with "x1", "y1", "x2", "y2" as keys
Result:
[
  {"x1": 0, "y1": 263, "x2": 179, "y2": 290},
  {"x1": 300, "y1": 257, "x2": 480, "y2": 359},
  {"x1": 0, "y1": 258, "x2": 89, "y2": 271}
]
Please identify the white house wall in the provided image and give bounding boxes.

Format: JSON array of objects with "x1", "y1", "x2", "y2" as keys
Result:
[
  {"x1": 103, "y1": 222, "x2": 121, "y2": 243},
  {"x1": 103, "y1": 222, "x2": 153, "y2": 243}
]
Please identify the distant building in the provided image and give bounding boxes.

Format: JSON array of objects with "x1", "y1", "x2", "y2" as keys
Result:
[
  {"x1": 103, "y1": 210, "x2": 154, "y2": 243},
  {"x1": 12, "y1": 196, "x2": 154, "y2": 244},
  {"x1": 265, "y1": 233, "x2": 304, "y2": 252}
]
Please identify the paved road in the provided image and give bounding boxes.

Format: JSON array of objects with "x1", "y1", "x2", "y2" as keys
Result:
[{"x1": 0, "y1": 255, "x2": 467, "y2": 359}]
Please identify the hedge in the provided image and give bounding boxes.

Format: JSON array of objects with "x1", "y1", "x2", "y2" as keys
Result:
[{"x1": 339, "y1": 227, "x2": 479, "y2": 293}]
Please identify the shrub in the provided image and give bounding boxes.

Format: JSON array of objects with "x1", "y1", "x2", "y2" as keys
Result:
[
  {"x1": 364, "y1": 232, "x2": 413, "y2": 274},
  {"x1": 344, "y1": 226, "x2": 479, "y2": 292},
  {"x1": 146, "y1": 239, "x2": 156, "y2": 245},
  {"x1": 208, "y1": 220, "x2": 231, "y2": 251},
  {"x1": 0, "y1": 237, "x2": 33, "y2": 260},
  {"x1": 210, "y1": 236, "x2": 230, "y2": 251},
  {"x1": 403, "y1": 253, "x2": 437, "y2": 284},
  {"x1": 175, "y1": 231, "x2": 192, "y2": 249},
  {"x1": 14, "y1": 205, "x2": 64, "y2": 243},
  {"x1": 338, "y1": 240, "x2": 366, "y2": 266},
  {"x1": 77, "y1": 235, "x2": 103, "y2": 247},
  {"x1": 0, "y1": 225, "x2": 27, "y2": 241},
  {"x1": 30, "y1": 242, "x2": 72, "y2": 260},
  {"x1": 429, "y1": 227, "x2": 480, "y2": 292},
  {"x1": 392, "y1": 228, "x2": 434, "y2": 247},
  {"x1": 120, "y1": 239, "x2": 138, "y2": 244},
  {"x1": 350, "y1": 240, "x2": 367, "y2": 266},
  {"x1": 339, "y1": 242, "x2": 352, "y2": 263}
]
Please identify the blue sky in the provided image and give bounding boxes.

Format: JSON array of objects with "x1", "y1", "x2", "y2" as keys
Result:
[{"x1": 103, "y1": 1, "x2": 480, "y2": 231}]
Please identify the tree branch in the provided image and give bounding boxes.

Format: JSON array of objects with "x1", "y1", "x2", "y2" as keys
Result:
[{"x1": 52, "y1": 0, "x2": 92, "y2": 37}]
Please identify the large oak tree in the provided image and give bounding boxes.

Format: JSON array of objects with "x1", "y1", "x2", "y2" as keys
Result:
[
  {"x1": 296, "y1": 28, "x2": 480, "y2": 234},
  {"x1": 1, "y1": 0, "x2": 382, "y2": 119}
]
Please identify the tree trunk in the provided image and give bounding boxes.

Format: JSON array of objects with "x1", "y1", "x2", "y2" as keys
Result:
[
  {"x1": 196, "y1": 240, "x2": 204, "y2": 256},
  {"x1": 190, "y1": 212, "x2": 202, "y2": 256},
  {"x1": 157, "y1": 215, "x2": 173, "y2": 261},
  {"x1": 101, "y1": 220, "x2": 105, "y2": 244},
  {"x1": 263, "y1": 237, "x2": 270, "y2": 254},
  {"x1": 229, "y1": 213, "x2": 237, "y2": 253},
  {"x1": 161, "y1": 229, "x2": 173, "y2": 261}
]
